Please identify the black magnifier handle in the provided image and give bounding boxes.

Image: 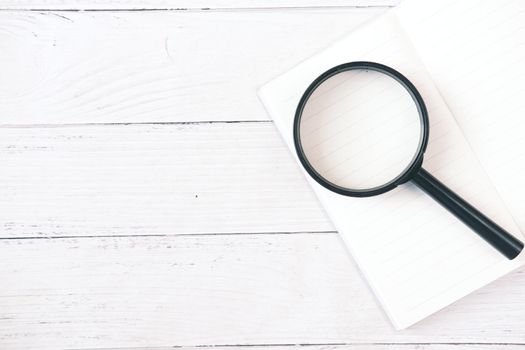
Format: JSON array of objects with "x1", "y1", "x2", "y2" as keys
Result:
[{"x1": 412, "y1": 168, "x2": 524, "y2": 260}]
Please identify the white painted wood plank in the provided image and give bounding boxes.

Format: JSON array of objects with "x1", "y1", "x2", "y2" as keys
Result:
[
  {"x1": 0, "y1": 9, "x2": 386, "y2": 124},
  {"x1": 1, "y1": 233, "x2": 524, "y2": 349},
  {"x1": 0, "y1": 122, "x2": 332, "y2": 238},
  {"x1": 0, "y1": 0, "x2": 400, "y2": 10}
]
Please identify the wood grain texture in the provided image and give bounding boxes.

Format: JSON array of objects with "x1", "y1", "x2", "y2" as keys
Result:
[
  {"x1": 0, "y1": 9, "x2": 384, "y2": 125},
  {"x1": 0, "y1": 0, "x2": 399, "y2": 10},
  {"x1": 0, "y1": 122, "x2": 331, "y2": 238},
  {"x1": 1, "y1": 233, "x2": 524, "y2": 349}
]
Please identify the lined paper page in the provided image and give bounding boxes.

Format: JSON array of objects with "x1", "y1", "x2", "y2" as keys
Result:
[
  {"x1": 397, "y1": 0, "x2": 525, "y2": 234},
  {"x1": 259, "y1": 12, "x2": 524, "y2": 329}
]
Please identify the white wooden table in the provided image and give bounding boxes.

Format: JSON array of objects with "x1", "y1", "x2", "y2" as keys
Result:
[{"x1": 1, "y1": 1, "x2": 524, "y2": 349}]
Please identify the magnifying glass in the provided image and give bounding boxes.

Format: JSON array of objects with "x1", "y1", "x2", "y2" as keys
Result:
[{"x1": 293, "y1": 61, "x2": 524, "y2": 260}]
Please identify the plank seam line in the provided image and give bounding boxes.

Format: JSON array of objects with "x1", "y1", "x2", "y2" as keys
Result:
[
  {"x1": 0, "y1": 230, "x2": 338, "y2": 241},
  {"x1": 0, "y1": 6, "x2": 395, "y2": 12},
  {"x1": 67, "y1": 342, "x2": 525, "y2": 350},
  {"x1": 0, "y1": 120, "x2": 272, "y2": 129}
]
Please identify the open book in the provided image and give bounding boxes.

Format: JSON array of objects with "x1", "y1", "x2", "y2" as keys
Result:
[{"x1": 258, "y1": 0, "x2": 525, "y2": 329}]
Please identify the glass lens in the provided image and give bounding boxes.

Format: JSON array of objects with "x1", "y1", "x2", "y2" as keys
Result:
[{"x1": 298, "y1": 68, "x2": 422, "y2": 191}]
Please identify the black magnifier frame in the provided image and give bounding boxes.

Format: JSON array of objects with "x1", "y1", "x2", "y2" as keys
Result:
[
  {"x1": 293, "y1": 61, "x2": 524, "y2": 260},
  {"x1": 294, "y1": 61, "x2": 428, "y2": 197}
]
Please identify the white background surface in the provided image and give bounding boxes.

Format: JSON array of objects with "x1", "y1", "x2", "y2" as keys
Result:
[{"x1": 0, "y1": 1, "x2": 524, "y2": 349}]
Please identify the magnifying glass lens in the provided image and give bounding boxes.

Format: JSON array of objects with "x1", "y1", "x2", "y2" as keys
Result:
[{"x1": 298, "y1": 69, "x2": 422, "y2": 191}]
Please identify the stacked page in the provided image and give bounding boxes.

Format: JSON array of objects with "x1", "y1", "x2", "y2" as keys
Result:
[{"x1": 258, "y1": 0, "x2": 525, "y2": 329}]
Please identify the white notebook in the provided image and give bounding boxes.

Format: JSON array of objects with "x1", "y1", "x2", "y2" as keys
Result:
[{"x1": 258, "y1": 0, "x2": 525, "y2": 329}]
